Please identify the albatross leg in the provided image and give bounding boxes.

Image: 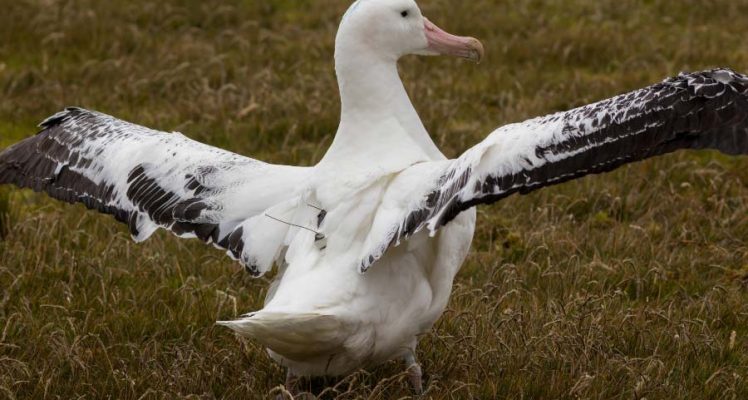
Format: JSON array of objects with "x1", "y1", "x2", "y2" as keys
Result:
[
  {"x1": 404, "y1": 352, "x2": 424, "y2": 395},
  {"x1": 276, "y1": 369, "x2": 300, "y2": 400}
]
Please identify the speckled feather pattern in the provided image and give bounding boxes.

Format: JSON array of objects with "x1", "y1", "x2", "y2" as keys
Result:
[
  {"x1": 0, "y1": 108, "x2": 308, "y2": 274},
  {"x1": 358, "y1": 68, "x2": 748, "y2": 272},
  {"x1": 3, "y1": 69, "x2": 748, "y2": 277}
]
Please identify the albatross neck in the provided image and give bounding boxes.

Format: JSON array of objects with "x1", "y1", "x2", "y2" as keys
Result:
[{"x1": 319, "y1": 49, "x2": 445, "y2": 168}]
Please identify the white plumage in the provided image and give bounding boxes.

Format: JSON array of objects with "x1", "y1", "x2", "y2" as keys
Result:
[{"x1": 1, "y1": 0, "x2": 747, "y2": 394}]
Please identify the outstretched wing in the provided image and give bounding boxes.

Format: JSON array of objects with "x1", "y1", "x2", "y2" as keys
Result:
[
  {"x1": 359, "y1": 68, "x2": 748, "y2": 272},
  {"x1": 0, "y1": 107, "x2": 309, "y2": 275}
]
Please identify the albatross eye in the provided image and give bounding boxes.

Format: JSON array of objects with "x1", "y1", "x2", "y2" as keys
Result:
[{"x1": 401, "y1": 10, "x2": 409, "y2": 18}]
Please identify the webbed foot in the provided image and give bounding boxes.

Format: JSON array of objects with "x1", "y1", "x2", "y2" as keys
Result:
[{"x1": 404, "y1": 353, "x2": 424, "y2": 395}]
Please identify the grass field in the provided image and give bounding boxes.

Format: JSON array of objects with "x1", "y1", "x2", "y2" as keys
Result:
[{"x1": 1, "y1": 0, "x2": 748, "y2": 398}]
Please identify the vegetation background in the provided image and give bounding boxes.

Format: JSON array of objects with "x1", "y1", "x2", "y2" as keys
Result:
[{"x1": 1, "y1": 0, "x2": 747, "y2": 398}]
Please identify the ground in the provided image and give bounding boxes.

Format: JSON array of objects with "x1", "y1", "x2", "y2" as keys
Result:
[{"x1": 1, "y1": 0, "x2": 747, "y2": 399}]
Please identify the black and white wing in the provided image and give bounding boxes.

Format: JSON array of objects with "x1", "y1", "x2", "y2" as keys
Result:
[
  {"x1": 359, "y1": 68, "x2": 748, "y2": 272},
  {"x1": 0, "y1": 107, "x2": 309, "y2": 275}
]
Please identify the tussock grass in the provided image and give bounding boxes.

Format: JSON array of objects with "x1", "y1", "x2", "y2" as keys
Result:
[{"x1": 1, "y1": 0, "x2": 747, "y2": 398}]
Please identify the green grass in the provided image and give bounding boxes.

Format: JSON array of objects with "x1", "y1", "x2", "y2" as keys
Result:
[{"x1": 1, "y1": 0, "x2": 747, "y2": 398}]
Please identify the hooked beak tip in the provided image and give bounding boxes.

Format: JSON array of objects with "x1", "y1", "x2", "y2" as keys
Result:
[
  {"x1": 424, "y1": 18, "x2": 485, "y2": 64},
  {"x1": 466, "y1": 37, "x2": 485, "y2": 63}
]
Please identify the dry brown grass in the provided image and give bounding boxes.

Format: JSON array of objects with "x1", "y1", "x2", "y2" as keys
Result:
[{"x1": 1, "y1": 0, "x2": 747, "y2": 399}]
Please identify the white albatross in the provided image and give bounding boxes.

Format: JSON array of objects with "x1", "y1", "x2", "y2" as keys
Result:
[{"x1": 2, "y1": 0, "x2": 748, "y2": 395}]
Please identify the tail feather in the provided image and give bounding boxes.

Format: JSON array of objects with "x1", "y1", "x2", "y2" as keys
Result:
[{"x1": 218, "y1": 312, "x2": 349, "y2": 361}]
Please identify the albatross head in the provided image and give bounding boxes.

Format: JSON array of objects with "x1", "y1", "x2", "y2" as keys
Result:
[
  {"x1": 338, "y1": 0, "x2": 484, "y2": 63},
  {"x1": 323, "y1": 0, "x2": 484, "y2": 166}
]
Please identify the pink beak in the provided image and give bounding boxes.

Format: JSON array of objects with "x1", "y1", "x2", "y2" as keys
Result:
[{"x1": 424, "y1": 18, "x2": 484, "y2": 63}]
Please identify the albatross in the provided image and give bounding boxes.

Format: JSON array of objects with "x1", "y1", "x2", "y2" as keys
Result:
[{"x1": 1, "y1": 0, "x2": 747, "y2": 395}]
